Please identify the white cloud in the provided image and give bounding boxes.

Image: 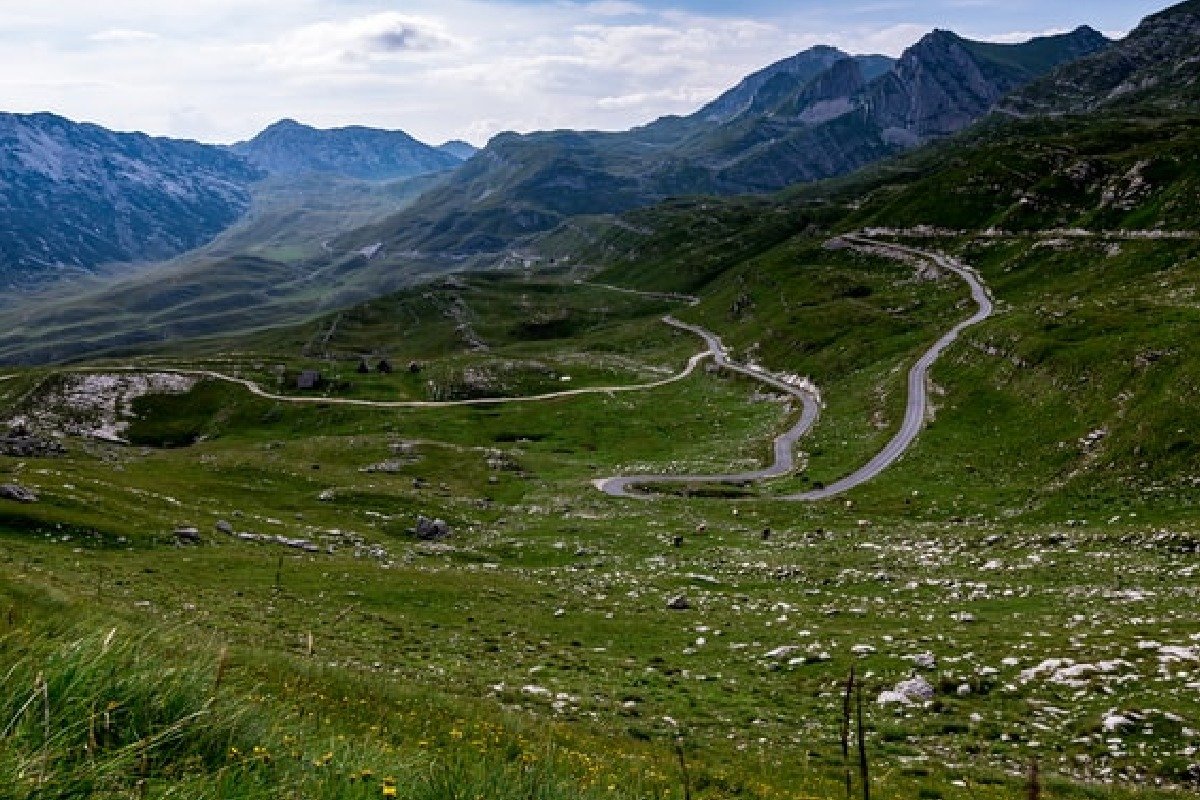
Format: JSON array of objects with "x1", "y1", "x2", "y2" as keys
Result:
[
  {"x1": 260, "y1": 13, "x2": 459, "y2": 71},
  {"x1": 89, "y1": 29, "x2": 160, "y2": 43},
  {"x1": 583, "y1": 1, "x2": 647, "y2": 16}
]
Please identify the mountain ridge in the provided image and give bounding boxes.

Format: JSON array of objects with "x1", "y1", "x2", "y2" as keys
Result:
[
  {"x1": 337, "y1": 26, "x2": 1113, "y2": 258},
  {"x1": 230, "y1": 118, "x2": 463, "y2": 181},
  {"x1": 999, "y1": 4, "x2": 1200, "y2": 115}
]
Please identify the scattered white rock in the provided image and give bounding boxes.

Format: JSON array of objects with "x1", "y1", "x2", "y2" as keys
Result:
[
  {"x1": 910, "y1": 652, "x2": 937, "y2": 670},
  {"x1": 880, "y1": 675, "x2": 935, "y2": 705}
]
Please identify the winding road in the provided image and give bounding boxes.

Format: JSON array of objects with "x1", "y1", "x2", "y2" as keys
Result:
[
  {"x1": 91, "y1": 341, "x2": 718, "y2": 410},
  {"x1": 598, "y1": 237, "x2": 994, "y2": 500},
  {"x1": 595, "y1": 319, "x2": 822, "y2": 497},
  {"x1": 18, "y1": 237, "x2": 991, "y2": 502}
]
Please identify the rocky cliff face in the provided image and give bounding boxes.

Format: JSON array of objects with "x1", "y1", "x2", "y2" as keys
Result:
[
  {"x1": 864, "y1": 27, "x2": 1113, "y2": 146},
  {"x1": 232, "y1": 119, "x2": 462, "y2": 181},
  {"x1": 1000, "y1": 1, "x2": 1200, "y2": 115},
  {"x1": 694, "y1": 46, "x2": 856, "y2": 124},
  {"x1": 0, "y1": 112, "x2": 261, "y2": 288}
]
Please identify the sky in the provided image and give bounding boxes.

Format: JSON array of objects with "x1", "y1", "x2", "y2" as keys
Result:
[{"x1": 0, "y1": 0, "x2": 1176, "y2": 146}]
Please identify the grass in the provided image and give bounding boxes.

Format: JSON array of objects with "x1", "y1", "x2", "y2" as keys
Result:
[
  {"x1": 0, "y1": 583, "x2": 702, "y2": 800},
  {"x1": 3, "y1": 241, "x2": 1199, "y2": 797}
]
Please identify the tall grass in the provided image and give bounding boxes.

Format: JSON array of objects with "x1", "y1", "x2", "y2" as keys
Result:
[{"x1": 0, "y1": 613, "x2": 682, "y2": 800}]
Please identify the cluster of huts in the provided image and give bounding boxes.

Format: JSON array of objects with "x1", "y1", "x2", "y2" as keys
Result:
[{"x1": 292, "y1": 357, "x2": 422, "y2": 390}]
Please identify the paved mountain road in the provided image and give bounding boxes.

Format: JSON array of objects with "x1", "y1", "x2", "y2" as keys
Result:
[
  {"x1": 598, "y1": 237, "x2": 994, "y2": 500},
  {"x1": 595, "y1": 319, "x2": 822, "y2": 497}
]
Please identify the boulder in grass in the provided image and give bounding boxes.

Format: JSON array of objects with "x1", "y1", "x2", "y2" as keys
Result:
[
  {"x1": 414, "y1": 515, "x2": 451, "y2": 540},
  {"x1": 879, "y1": 674, "x2": 935, "y2": 705},
  {"x1": 174, "y1": 526, "x2": 202, "y2": 544},
  {"x1": 666, "y1": 595, "x2": 690, "y2": 611},
  {"x1": 910, "y1": 652, "x2": 937, "y2": 670},
  {"x1": 0, "y1": 483, "x2": 37, "y2": 503}
]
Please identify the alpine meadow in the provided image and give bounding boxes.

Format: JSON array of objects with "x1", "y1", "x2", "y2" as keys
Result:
[{"x1": 1, "y1": 2, "x2": 1199, "y2": 799}]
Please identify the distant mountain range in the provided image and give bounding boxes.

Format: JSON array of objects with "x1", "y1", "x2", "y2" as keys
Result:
[
  {"x1": 10, "y1": 0, "x2": 1200, "y2": 364},
  {"x1": 0, "y1": 117, "x2": 470, "y2": 287},
  {"x1": 339, "y1": 26, "x2": 1112, "y2": 257},
  {"x1": 437, "y1": 140, "x2": 479, "y2": 161},
  {"x1": 229, "y1": 119, "x2": 464, "y2": 181}
]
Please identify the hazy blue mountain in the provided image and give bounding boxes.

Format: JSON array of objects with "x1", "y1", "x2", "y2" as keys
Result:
[
  {"x1": 437, "y1": 140, "x2": 479, "y2": 161},
  {"x1": 231, "y1": 119, "x2": 461, "y2": 181},
  {"x1": 0, "y1": 112, "x2": 261, "y2": 288}
]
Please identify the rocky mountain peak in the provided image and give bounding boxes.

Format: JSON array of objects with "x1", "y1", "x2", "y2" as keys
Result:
[
  {"x1": 1000, "y1": 0, "x2": 1200, "y2": 115},
  {"x1": 694, "y1": 45, "x2": 853, "y2": 123}
]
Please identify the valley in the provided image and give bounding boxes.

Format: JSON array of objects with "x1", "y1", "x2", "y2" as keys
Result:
[{"x1": 2, "y1": 2, "x2": 1199, "y2": 799}]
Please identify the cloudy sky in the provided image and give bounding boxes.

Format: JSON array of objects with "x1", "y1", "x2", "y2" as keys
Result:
[{"x1": 0, "y1": 0, "x2": 1173, "y2": 146}]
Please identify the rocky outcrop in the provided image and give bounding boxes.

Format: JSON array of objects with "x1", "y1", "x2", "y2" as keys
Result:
[
  {"x1": 0, "y1": 483, "x2": 38, "y2": 503},
  {"x1": 1000, "y1": 1, "x2": 1200, "y2": 115},
  {"x1": 413, "y1": 515, "x2": 451, "y2": 540},
  {"x1": 0, "y1": 436, "x2": 66, "y2": 458}
]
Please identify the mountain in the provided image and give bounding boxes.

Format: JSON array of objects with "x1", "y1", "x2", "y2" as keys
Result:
[
  {"x1": 0, "y1": 112, "x2": 261, "y2": 289},
  {"x1": 338, "y1": 28, "x2": 1111, "y2": 259},
  {"x1": 1000, "y1": 0, "x2": 1200, "y2": 115},
  {"x1": 863, "y1": 26, "x2": 1113, "y2": 147},
  {"x1": 683, "y1": 27, "x2": 1113, "y2": 183},
  {"x1": 692, "y1": 46, "x2": 889, "y2": 124},
  {"x1": 438, "y1": 140, "x2": 478, "y2": 161},
  {"x1": 231, "y1": 119, "x2": 462, "y2": 181}
]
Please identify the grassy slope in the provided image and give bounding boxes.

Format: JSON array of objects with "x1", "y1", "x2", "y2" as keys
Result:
[{"x1": 0, "y1": 173, "x2": 451, "y2": 366}]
